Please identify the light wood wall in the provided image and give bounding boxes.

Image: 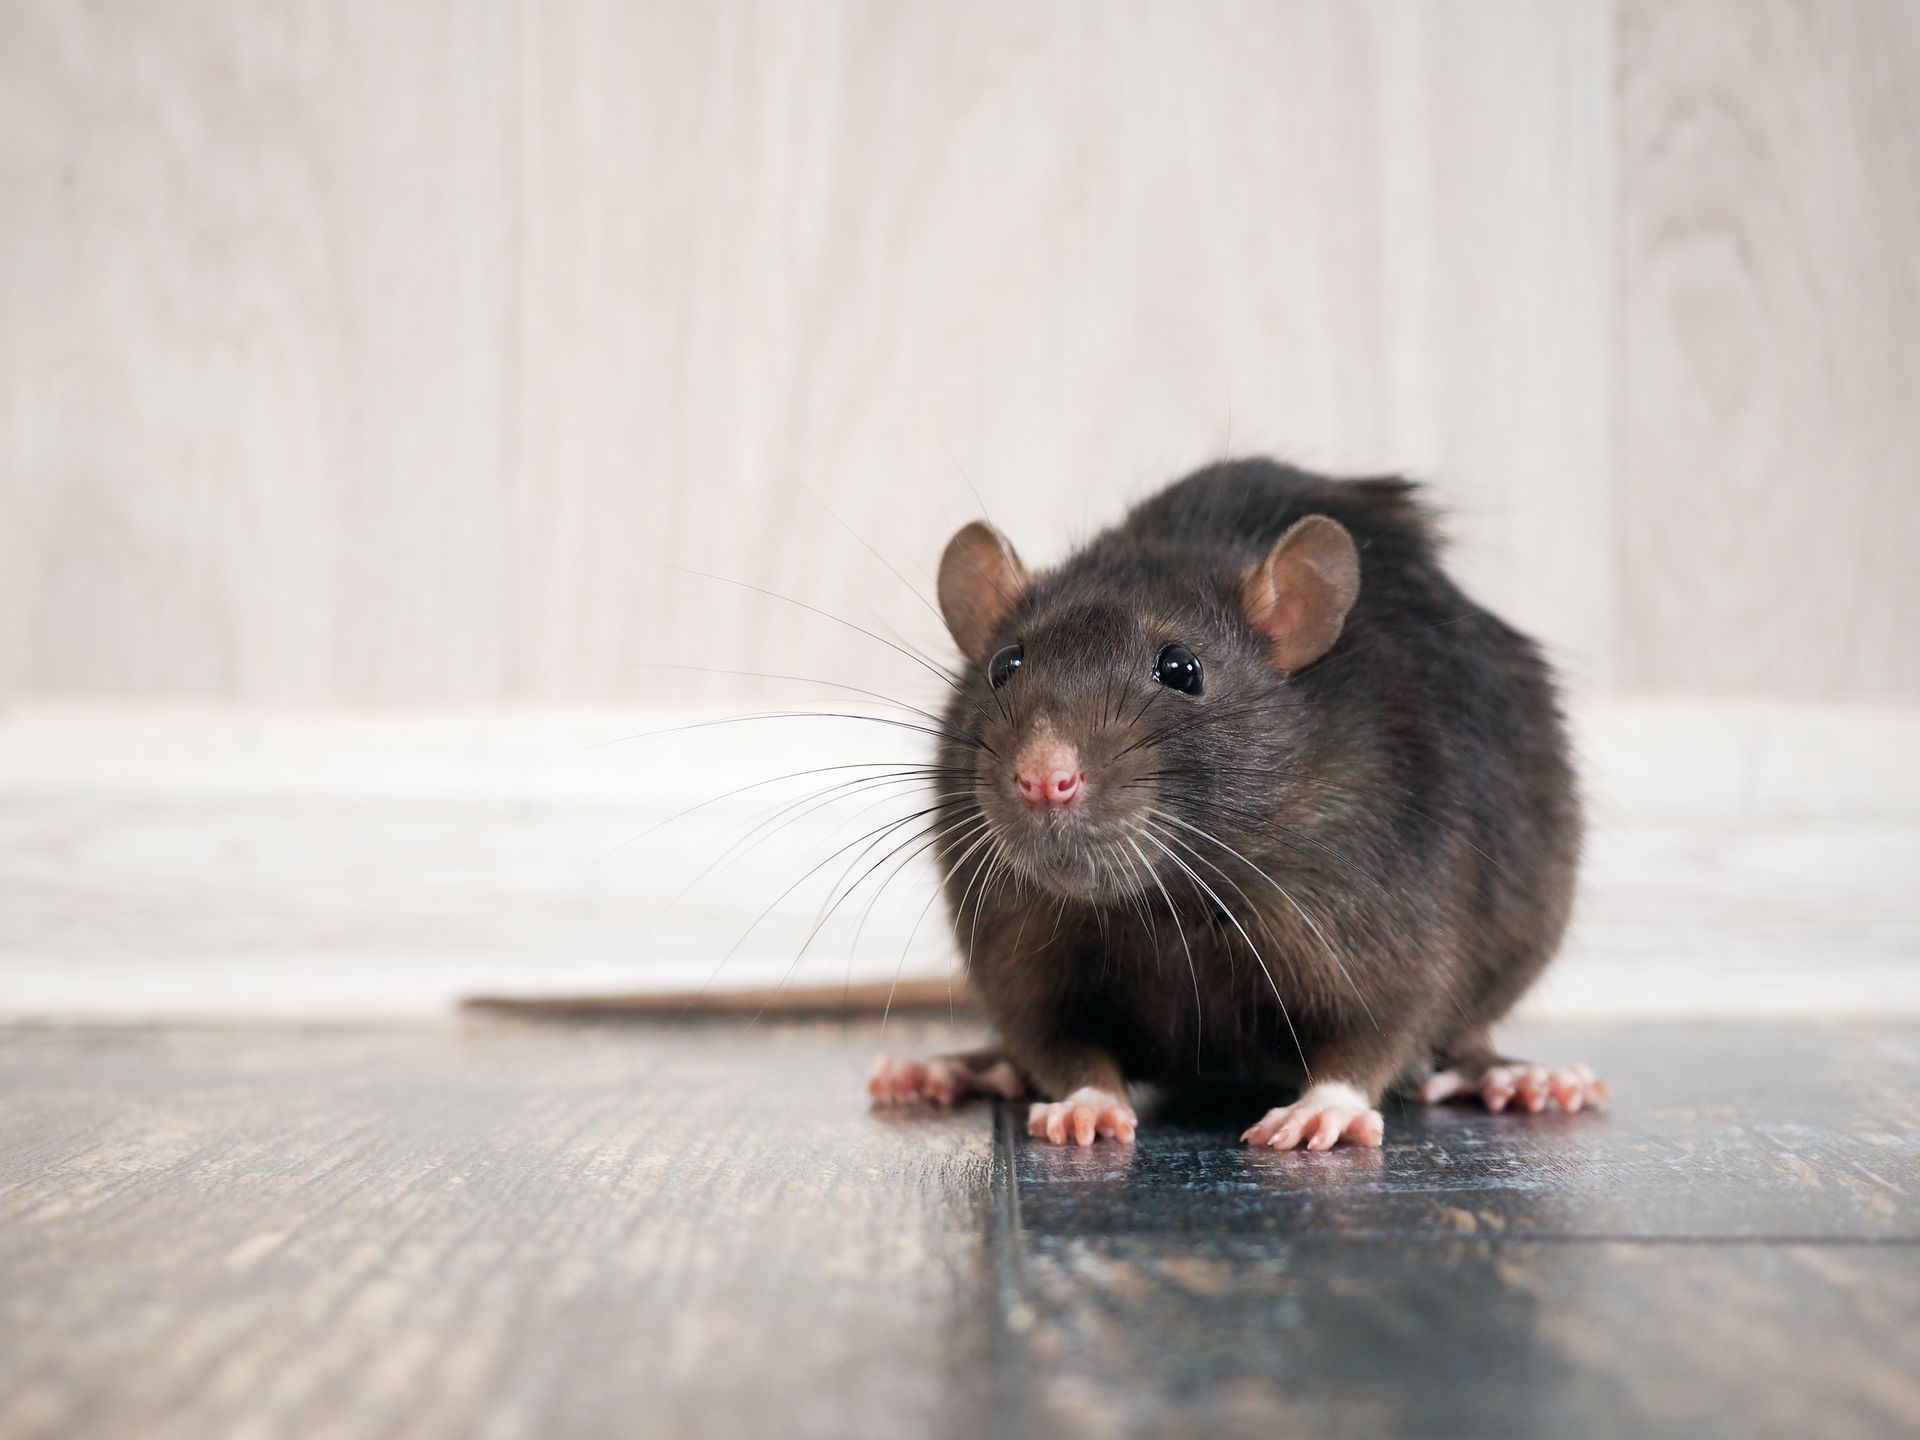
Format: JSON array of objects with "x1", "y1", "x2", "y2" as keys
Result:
[{"x1": 2, "y1": 0, "x2": 1914, "y2": 706}]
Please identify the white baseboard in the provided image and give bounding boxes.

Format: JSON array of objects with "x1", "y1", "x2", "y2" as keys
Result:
[{"x1": 2, "y1": 700, "x2": 1916, "y2": 1020}]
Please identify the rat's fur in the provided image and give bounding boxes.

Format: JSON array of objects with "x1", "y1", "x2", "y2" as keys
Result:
[{"x1": 928, "y1": 459, "x2": 1581, "y2": 1120}]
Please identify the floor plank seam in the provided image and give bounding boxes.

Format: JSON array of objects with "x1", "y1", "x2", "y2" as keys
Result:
[{"x1": 987, "y1": 1102, "x2": 1042, "y2": 1440}]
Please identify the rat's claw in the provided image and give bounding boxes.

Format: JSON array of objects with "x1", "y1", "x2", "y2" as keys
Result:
[
  {"x1": 869, "y1": 1053, "x2": 932, "y2": 1105},
  {"x1": 1026, "y1": 1087, "x2": 1137, "y2": 1147},
  {"x1": 1480, "y1": 1064, "x2": 1519, "y2": 1112},
  {"x1": 1549, "y1": 1063, "x2": 1609, "y2": 1112},
  {"x1": 868, "y1": 1054, "x2": 968, "y2": 1107},
  {"x1": 868, "y1": 1052, "x2": 1029, "y2": 1107},
  {"x1": 1416, "y1": 1068, "x2": 1472, "y2": 1103},
  {"x1": 1419, "y1": 1059, "x2": 1609, "y2": 1115},
  {"x1": 1513, "y1": 1066, "x2": 1552, "y2": 1114},
  {"x1": 1243, "y1": 1082, "x2": 1384, "y2": 1151}
]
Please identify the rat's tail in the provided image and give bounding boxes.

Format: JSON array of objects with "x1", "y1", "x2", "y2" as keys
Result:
[{"x1": 460, "y1": 977, "x2": 978, "y2": 1020}]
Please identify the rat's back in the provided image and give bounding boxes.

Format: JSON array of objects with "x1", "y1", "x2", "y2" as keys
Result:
[{"x1": 1119, "y1": 458, "x2": 1439, "y2": 576}]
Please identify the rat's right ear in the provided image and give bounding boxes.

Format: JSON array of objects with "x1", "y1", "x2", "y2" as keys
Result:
[
  {"x1": 1241, "y1": 514, "x2": 1361, "y2": 673},
  {"x1": 938, "y1": 520, "x2": 1029, "y2": 663}
]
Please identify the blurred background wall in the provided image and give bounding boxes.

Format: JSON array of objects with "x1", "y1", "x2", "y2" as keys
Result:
[
  {"x1": 2, "y1": 0, "x2": 1917, "y2": 1017},
  {"x1": 6, "y1": 0, "x2": 1915, "y2": 707}
]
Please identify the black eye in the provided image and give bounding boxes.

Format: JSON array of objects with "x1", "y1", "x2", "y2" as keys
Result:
[
  {"x1": 1152, "y1": 642, "x2": 1203, "y2": 695},
  {"x1": 988, "y1": 643, "x2": 1024, "y2": 689}
]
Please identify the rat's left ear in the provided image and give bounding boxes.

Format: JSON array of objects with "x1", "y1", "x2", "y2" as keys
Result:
[
  {"x1": 938, "y1": 520, "x2": 1029, "y2": 663},
  {"x1": 1241, "y1": 515, "x2": 1360, "y2": 673}
]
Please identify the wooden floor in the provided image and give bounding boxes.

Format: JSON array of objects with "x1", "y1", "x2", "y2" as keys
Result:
[{"x1": 3, "y1": 1020, "x2": 1918, "y2": 1440}]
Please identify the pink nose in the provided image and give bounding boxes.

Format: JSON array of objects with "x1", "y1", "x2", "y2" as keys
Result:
[{"x1": 1014, "y1": 739, "x2": 1084, "y2": 808}]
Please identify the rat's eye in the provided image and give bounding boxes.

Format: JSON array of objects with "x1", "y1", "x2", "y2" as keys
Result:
[
  {"x1": 988, "y1": 643, "x2": 1024, "y2": 689},
  {"x1": 1152, "y1": 642, "x2": 1203, "y2": 696}
]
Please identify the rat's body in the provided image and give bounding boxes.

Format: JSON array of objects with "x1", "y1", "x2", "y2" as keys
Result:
[{"x1": 870, "y1": 459, "x2": 1603, "y2": 1148}]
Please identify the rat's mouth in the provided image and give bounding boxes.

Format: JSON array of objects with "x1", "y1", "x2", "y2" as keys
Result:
[{"x1": 995, "y1": 813, "x2": 1133, "y2": 902}]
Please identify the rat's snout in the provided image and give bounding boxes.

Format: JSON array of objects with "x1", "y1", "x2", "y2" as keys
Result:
[{"x1": 1013, "y1": 734, "x2": 1084, "y2": 809}]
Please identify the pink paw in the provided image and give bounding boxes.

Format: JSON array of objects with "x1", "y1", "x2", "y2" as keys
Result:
[
  {"x1": 1027, "y1": 1087, "x2": 1138, "y2": 1146},
  {"x1": 868, "y1": 1053, "x2": 1023, "y2": 1107},
  {"x1": 1243, "y1": 1082, "x2": 1385, "y2": 1151},
  {"x1": 1418, "y1": 1061, "x2": 1609, "y2": 1114}
]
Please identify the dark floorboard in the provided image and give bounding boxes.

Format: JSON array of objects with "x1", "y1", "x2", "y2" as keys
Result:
[{"x1": 1, "y1": 1020, "x2": 1916, "y2": 1439}]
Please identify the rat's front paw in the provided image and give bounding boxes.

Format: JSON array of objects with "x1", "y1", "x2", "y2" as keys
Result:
[
  {"x1": 1243, "y1": 1081, "x2": 1385, "y2": 1151},
  {"x1": 1027, "y1": 1087, "x2": 1137, "y2": 1146}
]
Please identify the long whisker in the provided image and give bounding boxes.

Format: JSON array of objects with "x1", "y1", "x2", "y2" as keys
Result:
[
  {"x1": 843, "y1": 809, "x2": 989, "y2": 1005},
  {"x1": 1104, "y1": 694, "x2": 1317, "y2": 765},
  {"x1": 959, "y1": 844, "x2": 1013, "y2": 1025},
  {"x1": 1135, "y1": 825, "x2": 1311, "y2": 1083},
  {"x1": 885, "y1": 819, "x2": 1001, "y2": 1030},
  {"x1": 748, "y1": 805, "x2": 984, "y2": 1025},
  {"x1": 1127, "y1": 834, "x2": 1203, "y2": 1072},
  {"x1": 1150, "y1": 810, "x2": 1378, "y2": 1032},
  {"x1": 629, "y1": 661, "x2": 960, "y2": 732},
  {"x1": 601, "y1": 761, "x2": 962, "y2": 863},
  {"x1": 1128, "y1": 678, "x2": 1166, "y2": 728},
  {"x1": 942, "y1": 446, "x2": 996, "y2": 528},
  {"x1": 803, "y1": 787, "x2": 980, "y2": 928},
  {"x1": 1146, "y1": 759, "x2": 1519, "y2": 887},
  {"x1": 852, "y1": 594, "x2": 956, "y2": 678},
  {"x1": 646, "y1": 560, "x2": 985, "y2": 717},
  {"x1": 799, "y1": 481, "x2": 947, "y2": 630},
  {"x1": 591, "y1": 707, "x2": 990, "y2": 756},
  {"x1": 957, "y1": 824, "x2": 1019, "y2": 979},
  {"x1": 1106, "y1": 841, "x2": 1161, "y2": 960},
  {"x1": 684, "y1": 797, "x2": 977, "y2": 1016},
  {"x1": 657, "y1": 771, "x2": 954, "y2": 922},
  {"x1": 1120, "y1": 773, "x2": 1391, "y2": 895}
]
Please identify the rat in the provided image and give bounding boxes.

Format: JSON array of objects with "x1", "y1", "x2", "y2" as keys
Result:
[{"x1": 866, "y1": 458, "x2": 1604, "y2": 1149}]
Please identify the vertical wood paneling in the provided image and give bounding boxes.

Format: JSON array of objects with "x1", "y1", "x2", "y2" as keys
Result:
[
  {"x1": 0, "y1": 0, "x2": 518, "y2": 702},
  {"x1": 1618, "y1": 0, "x2": 1920, "y2": 698},
  {"x1": 23, "y1": 2, "x2": 1915, "y2": 706},
  {"x1": 501, "y1": 0, "x2": 1616, "y2": 699}
]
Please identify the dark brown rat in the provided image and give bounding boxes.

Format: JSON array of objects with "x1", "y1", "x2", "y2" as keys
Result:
[{"x1": 868, "y1": 458, "x2": 1604, "y2": 1148}]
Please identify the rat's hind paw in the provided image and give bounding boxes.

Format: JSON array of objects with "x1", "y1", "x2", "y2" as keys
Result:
[
  {"x1": 1418, "y1": 1061, "x2": 1609, "y2": 1114},
  {"x1": 868, "y1": 1053, "x2": 1025, "y2": 1107},
  {"x1": 1027, "y1": 1087, "x2": 1138, "y2": 1146},
  {"x1": 1243, "y1": 1082, "x2": 1385, "y2": 1151}
]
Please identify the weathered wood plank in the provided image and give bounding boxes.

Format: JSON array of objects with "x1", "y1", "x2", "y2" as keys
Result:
[
  {"x1": 1007, "y1": 1026, "x2": 1920, "y2": 1439},
  {"x1": 1011, "y1": 1237, "x2": 1920, "y2": 1440},
  {"x1": 1016, "y1": 1023, "x2": 1920, "y2": 1242},
  {"x1": 3, "y1": 1021, "x2": 1917, "y2": 1440},
  {"x1": 0, "y1": 1019, "x2": 1006, "y2": 1440}
]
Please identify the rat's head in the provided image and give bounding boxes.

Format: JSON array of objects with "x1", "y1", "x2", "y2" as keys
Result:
[{"x1": 936, "y1": 513, "x2": 1360, "y2": 903}]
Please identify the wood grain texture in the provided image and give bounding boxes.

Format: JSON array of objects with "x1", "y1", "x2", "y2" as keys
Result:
[
  {"x1": 0, "y1": 0, "x2": 518, "y2": 703},
  {"x1": 0, "y1": 0, "x2": 1615, "y2": 702},
  {"x1": 9, "y1": 2, "x2": 1920, "y2": 706},
  {"x1": 0, "y1": 1019, "x2": 1009, "y2": 1440},
  {"x1": 1617, "y1": 0, "x2": 1920, "y2": 697},
  {"x1": 1017, "y1": 1022, "x2": 1920, "y2": 1242},
  {"x1": 1013, "y1": 1242, "x2": 1920, "y2": 1440},
  {"x1": 1014, "y1": 1023, "x2": 1920, "y2": 1436},
  {"x1": 2, "y1": 1020, "x2": 1917, "y2": 1439}
]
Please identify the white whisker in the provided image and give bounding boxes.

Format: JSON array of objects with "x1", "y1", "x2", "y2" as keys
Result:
[
  {"x1": 1136, "y1": 824, "x2": 1312, "y2": 1083},
  {"x1": 1126, "y1": 835, "x2": 1204, "y2": 1072},
  {"x1": 1150, "y1": 808, "x2": 1378, "y2": 1031}
]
